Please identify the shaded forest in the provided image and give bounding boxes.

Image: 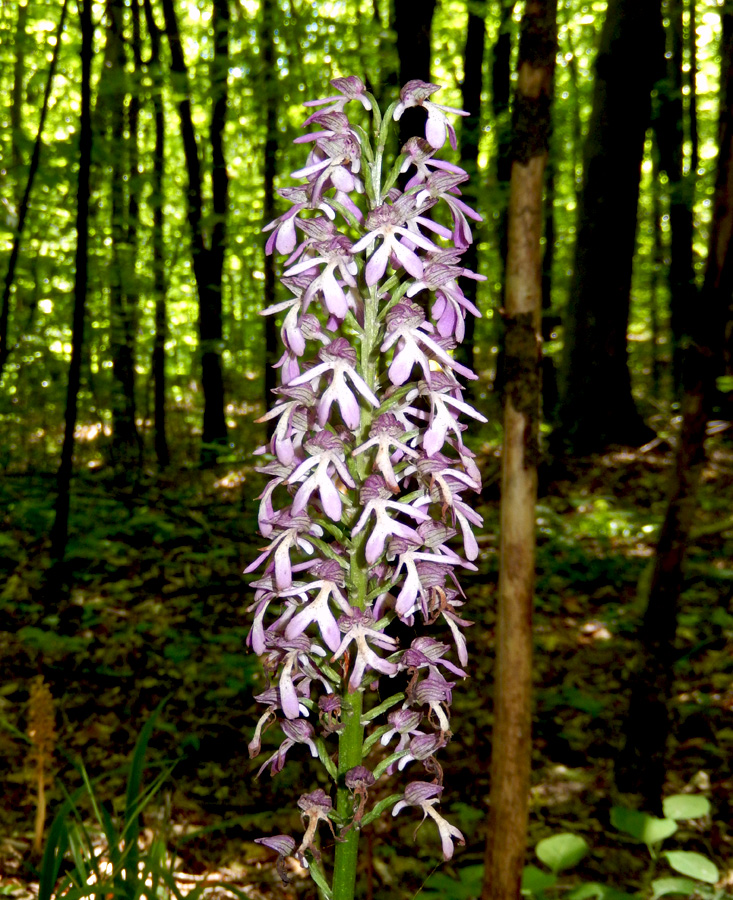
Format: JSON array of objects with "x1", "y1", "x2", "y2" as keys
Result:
[{"x1": 1, "y1": 0, "x2": 733, "y2": 897}]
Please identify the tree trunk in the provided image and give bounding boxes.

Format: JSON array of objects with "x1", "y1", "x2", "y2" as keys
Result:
[
  {"x1": 654, "y1": 0, "x2": 696, "y2": 397},
  {"x1": 687, "y1": 0, "x2": 699, "y2": 176},
  {"x1": 104, "y1": 0, "x2": 142, "y2": 471},
  {"x1": 0, "y1": 0, "x2": 68, "y2": 380},
  {"x1": 556, "y1": 0, "x2": 663, "y2": 454},
  {"x1": 260, "y1": 0, "x2": 279, "y2": 420},
  {"x1": 650, "y1": 154, "x2": 664, "y2": 398},
  {"x1": 492, "y1": 0, "x2": 517, "y2": 264},
  {"x1": 160, "y1": 0, "x2": 228, "y2": 463},
  {"x1": 50, "y1": 0, "x2": 93, "y2": 569},
  {"x1": 710, "y1": 8, "x2": 733, "y2": 377},
  {"x1": 615, "y1": 5, "x2": 733, "y2": 812},
  {"x1": 203, "y1": 0, "x2": 230, "y2": 458},
  {"x1": 143, "y1": 0, "x2": 170, "y2": 467},
  {"x1": 11, "y1": 0, "x2": 28, "y2": 205},
  {"x1": 487, "y1": 0, "x2": 516, "y2": 399},
  {"x1": 482, "y1": 3, "x2": 555, "y2": 900},
  {"x1": 492, "y1": 0, "x2": 515, "y2": 191},
  {"x1": 394, "y1": 0, "x2": 437, "y2": 146},
  {"x1": 456, "y1": 0, "x2": 486, "y2": 374}
]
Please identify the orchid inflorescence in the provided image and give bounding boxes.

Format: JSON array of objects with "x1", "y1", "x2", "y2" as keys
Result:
[{"x1": 247, "y1": 76, "x2": 486, "y2": 893}]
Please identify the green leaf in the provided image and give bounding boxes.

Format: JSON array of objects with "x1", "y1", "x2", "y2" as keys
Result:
[
  {"x1": 536, "y1": 833, "x2": 590, "y2": 873},
  {"x1": 663, "y1": 852, "x2": 720, "y2": 884},
  {"x1": 124, "y1": 699, "x2": 167, "y2": 889},
  {"x1": 315, "y1": 737, "x2": 338, "y2": 781},
  {"x1": 521, "y1": 865, "x2": 557, "y2": 896},
  {"x1": 307, "y1": 856, "x2": 333, "y2": 900},
  {"x1": 38, "y1": 799, "x2": 73, "y2": 900},
  {"x1": 651, "y1": 877, "x2": 702, "y2": 898},
  {"x1": 422, "y1": 866, "x2": 484, "y2": 900},
  {"x1": 610, "y1": 806, "x2": 678, "y2": 846},
  {"x1": 567, "y1": 885, "x2": 604, "y2": 900},
  {"x1": 362, "y1": 724, "x2": 392, "y2": 756},
  {"x1": 567, "y1": 884, "x2": 638, "y2": 900},
  {"x1": 372, "y1": 750, "x2": 407, "y2": 779},
  {"x1": 662, "y1": 795, "x2": 711, "y2": 820},
  {"x1": 360, "y1": 793, "x2": 402, "y2": 827},
  {"x1": 360, "y1": 692, "x2": 405, "y2": 724}
]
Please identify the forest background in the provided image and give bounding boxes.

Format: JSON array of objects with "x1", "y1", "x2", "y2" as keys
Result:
[{"x1": 1, "y1": 0, "x2": 733, "y2": 897}]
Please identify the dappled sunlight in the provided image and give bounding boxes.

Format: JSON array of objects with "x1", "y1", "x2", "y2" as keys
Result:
[
  {"x1": 74, "y1": 422, "x2": 111, "y2": 442},
  {"x1": 214, "y1": 468, "x2": 249, "y2": 489}
]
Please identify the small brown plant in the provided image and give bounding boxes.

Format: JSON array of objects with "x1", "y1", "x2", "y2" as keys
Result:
[{"x1": 28, "y1": 675, "x2": 56, "y2": 854}]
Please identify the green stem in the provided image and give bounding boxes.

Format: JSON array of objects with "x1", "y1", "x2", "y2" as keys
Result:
[
  {"x1": 332, "y1": 689, "x2": 364, "y2": 900},
  {"x1": 331, "y1": 116, "x2": 394, "y2": 900}
]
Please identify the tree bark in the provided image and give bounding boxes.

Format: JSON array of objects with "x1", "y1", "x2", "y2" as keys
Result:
[
  {"x1": 160, "y1": 0, "x2": 229, "y2": 463},
  {"x1": 104, "y1": 0, "x2": 142, "y2": 471},
  {"x1": 709, "y1": 7, "x2": 733, "y2": 376},
  {"x1": 11, "y1": 0, "x2": 28, "y2": 205},
  {"x1": 650, "y1": 154, "x2": 664, "y2": 397},
  {"x1": 394, "y1": 0, "x2": 437, "y2": 146},
  {"x1": 615, "y1": 4, "x2": 733, "y2": 812},
  {"x1": 143, "y1": 0, "x2": 170, "y2": 467},
  {"x1": 654, "y1": 0, "x2": 696, "y2": 397},
  {"x1": 482, "y1": 3, "x2": 555, "y2": 900},
  {"x1": 261, "y1": 0, "x2": 279, "y2": 420},
  {"x1": 487, "y1": 0, "x2": 516, "y2": 400},
  {"x1": 556, "y1": 0, "x2": 663, "y2": 454},
  {"x1": 0, "y1": 0, "x2": 69, "y2": 380},
  {"x1": 456, "y1": 0, "x2": 486, "y2": 374},
  {"x1": 205, "y1": 0, "x2": 230, "y2": 456},
  {"x1": 50, "y1": 0, "x2": 93, "y2": 568},
  {"x1": 687, "y1": 0, "x2": 699, "y2": 176}
]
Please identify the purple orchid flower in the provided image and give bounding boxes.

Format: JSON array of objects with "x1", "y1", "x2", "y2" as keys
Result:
[
  {"x1": 351, "y1": 475, "x2": 431, "y2": 564},
  {"x1": 382, "y1": 301, "x2": 478, "y2": 386},
  {"x1": 393, "y1": 80, "x2": 469, "y2": 150},
  {"x1": 351, "y1": 202, "x2": 441, "y2": 285},
  {"x1": 331, "y1": 608, "x2": 400, "y2": 692},
  {"x1": 302, "y1": 75, "x2": 372, "y2": 116},
  {"x1": 288, "y1": 430, "x2": 355, "y2": 521},
  {"x1": 289, "y1": 338, "x2": 380, "y2": 429},
  {"x1": 281, "y1": 560, "x2": 353, "y2": 651},
  {"x1": 244, "y1": 512, "x2": 323, "y2": 591},
  {"x1": 392, "y1": 781, "x2": 465, "y2": 860},
  {"x1": 352, "y1": 412, "x2": 419, "y2": 492},
  {"x1": 401, "y1": 137, "x2": 468, "y2": 184},
  {"x1": 257, "y1": 717, "x2": 319, "y2": 777}
]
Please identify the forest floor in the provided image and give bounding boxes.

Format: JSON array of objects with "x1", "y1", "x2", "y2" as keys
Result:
[{"x1": 1, "y1": 427, "x2": 733, "y2": 899}]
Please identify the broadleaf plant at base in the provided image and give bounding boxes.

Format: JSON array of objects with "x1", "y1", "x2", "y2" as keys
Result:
[{"x1": 246, "y1": 75, "x2": 486, "y2": 899}]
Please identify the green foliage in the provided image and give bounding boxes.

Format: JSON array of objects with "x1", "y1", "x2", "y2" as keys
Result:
[
  {"x1": 522, "y1": 864, "x2": 559, "y2": 898},
  {"x1": 661, "y1": 795, "x2": 711, "y2": 821},
  {"x1": 565, "y1": 884, "x2": 637, "y2": 900},
  {"x1": 421, "y1": 864, "x2": 485, "y2": 900},
  {"x1": 38, "y1": 703, "x2": 170, "y2": 900},
  {"x1": 650, "y1": 878, "x2": 702, "y2": 899},
  {"x1": 610, "y1": 807, "x2": 678, "y2": 853},
  {"x1": 536, "y1": 833, "x2": 590, "y2": 873},
  {"x1": 662, "y1": 853, "x2": 719, "y2": 885},
  {"x1": 517, "y1": 798, "x2": 723, "y2": 900}
]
